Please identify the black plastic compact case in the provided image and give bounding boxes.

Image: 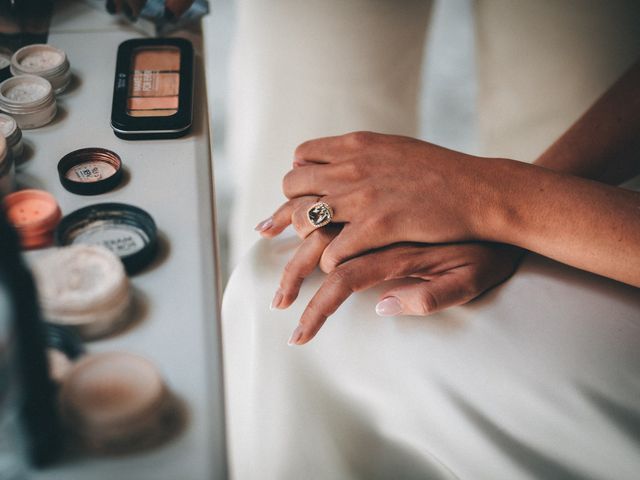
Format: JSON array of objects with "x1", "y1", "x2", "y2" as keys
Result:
[{"x1": 111, "y1": 37, "x2": 194, "y2": 140}]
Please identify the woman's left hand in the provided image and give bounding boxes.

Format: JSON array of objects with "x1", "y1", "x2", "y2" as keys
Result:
[
  {"x1": 271, "y1": 232, "x2": 523, "y2": 345},
  {"x1": 259, "y1": 131, "x2": 518, "y2": 272}
]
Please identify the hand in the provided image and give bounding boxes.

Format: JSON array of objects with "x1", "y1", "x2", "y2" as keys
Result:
[
  {"x1": 270, "y1": 229, "x2": 524, "y2": 345},
  {"x1": 267, "y1": 131, "x2": 519, "y2": 272}
]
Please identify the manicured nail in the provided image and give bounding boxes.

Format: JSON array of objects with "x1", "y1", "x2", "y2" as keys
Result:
[
  {"x1": 106, "y1": 0, "x2": 116, "y2": 14},
  {"x1": 254, "y1": 217, "x2": 273, "y2": 232},
  {"x1": 287, "y1": 325, "x2": 304, "y2": 346},
  {"x1": 270, "y1": 289, "x2": 283, "y2": 310},
  {"x1": 375, "y1": 297, "x2": 402, "y2": 316}
]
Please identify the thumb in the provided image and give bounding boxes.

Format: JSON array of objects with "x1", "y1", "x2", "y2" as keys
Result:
[{"x1": 375, "y1": 272, "x2": 477, "y2": 317}]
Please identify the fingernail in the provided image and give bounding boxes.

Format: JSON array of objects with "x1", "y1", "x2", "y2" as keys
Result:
[
  {"x1": 106, "y1": 0, "x2": 116, "y2": 14},
  {"x1": 164, "y1": 7, "x2": 177, "y2": 22},
  {"x1": 288, "y1": 325, "x2": 304, "y2": 346},
  {"x1": 375, "y1": 297, "x2": 402, "y2": 317},
  {"x1": 254, "y1": 217, "x2": 273, "y2": 232},
  {"x1": 270, "y1": 289, "x2": 283, "y2": 311}
]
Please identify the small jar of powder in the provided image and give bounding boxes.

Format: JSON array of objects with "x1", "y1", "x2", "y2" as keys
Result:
[
  {"x1": 0, "y1": 114, "x2": 24, "y2": 167},
  {"x1": 31, "y1": 244, "x2": 131, "y2": 340},
  {"x1": 0, "y1": 75, "x2": 57, "y2": 129},
  {"x1": 0, "y1": 135, "x2": 14, "y2": 197},
  {"x1": 11, "y1": 44, "x2": 71, "y2": 94},
  {"x1": 59, "y1": 352, "x2": 178, "y2": 453},
  {"x1": 2, "y1": 189, "x2": 61, "y2": 249}
]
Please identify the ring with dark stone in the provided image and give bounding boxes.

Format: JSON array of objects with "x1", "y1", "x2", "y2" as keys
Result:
[{"x1": 307, "y1": 202, "x2": 334, "y2": 228}]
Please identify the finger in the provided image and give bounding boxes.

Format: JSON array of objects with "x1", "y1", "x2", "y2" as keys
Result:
[
  {"x1": 319, "y1": 223, "x2": 385, "y2": 272},
  {"x1": 293, "y1": 135, "x2": 350, "y2": 166},
  {"x1": 288, "y1": 246, "x2": 421, "y2": 345},
  {"x1": 271, "y1": 226, "x2": 340, "y2": 310},
  {"x1": 282, "y1": 165, "x2": 336, "y2": 198},
  {"x1": 290, "y1": 196, "x2": 348, "y2": 239},
  {"x1": 293, "y1": 131, "x2": 389, "y2": 166},
  {"x1": 376, "y1": 270, "x2": 479, "y2": 317},
  {"x1": 255, "y1": 196, "x2": 319, "y2": 237},
  {"x1": 165, "y1": 0, "x2": 196, "y2": 18}
]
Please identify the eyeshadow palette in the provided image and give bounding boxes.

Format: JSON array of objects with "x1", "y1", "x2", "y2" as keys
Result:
[{"x1": 111, "y1": 38, "x2": 194, "y2": 140}]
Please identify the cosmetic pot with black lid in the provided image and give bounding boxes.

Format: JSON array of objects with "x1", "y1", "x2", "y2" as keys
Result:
[
  {"x1": 57, "y1": 148, "x2": 123, "y2": 195},
  {"x1": 55, "y1": 203, "x2": 158, "y2": 274},
  {"x1": 111, "y1": 37, "x2": 194, "y2": 140}
]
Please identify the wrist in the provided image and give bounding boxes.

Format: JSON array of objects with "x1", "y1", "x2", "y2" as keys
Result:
[{"x1": 468, "y1": 157, "x2": 531, "y2": 245}]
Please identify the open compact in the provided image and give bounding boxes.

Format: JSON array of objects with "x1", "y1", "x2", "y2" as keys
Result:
[
  {"x1": 55, "y1": 203, "x2": 158, "y2": 274},
  {"x1": 111, "y1": 37, "x2": 194, "y2": 139},
  {"x1": 57, "y1": 148, "x2": 123, "y2": 195}
]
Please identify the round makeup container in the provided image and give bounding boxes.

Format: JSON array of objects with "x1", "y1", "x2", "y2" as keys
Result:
[
  {"x1": 58, "y1": 148, "x2": 123, "y2": 195},
  {"x1": 0, "y1": 114, "x2": 24, "y2": 166},
  {"x1": 55, "y1": 203, "x2": 158, "y2": 274},
  {"x1": 31, "y1": 245, "x2": 131, "y2": 340},
  {"x1": 0, "y1": 48, "x2": 12, "y2": 82},
  {"x1": 0, "y1": 75, "x2": 56, "y2": 129},
  {"x1": 0, "y1": 135, "x2": 15, "y2": 196},
  {"x1": 2, "y1": 189, "x2": 61, "y2": 249},
  {"x1": 11, "y1": 44, "x2": 71, "y2": 94},
  {"x1": 59, "y1": 352, "x2": 176, "y2": 453}
]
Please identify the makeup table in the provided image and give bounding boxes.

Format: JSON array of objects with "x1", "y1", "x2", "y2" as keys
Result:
[{"x1": 22, "y1": 2, "x2": 227, "y2": 479}]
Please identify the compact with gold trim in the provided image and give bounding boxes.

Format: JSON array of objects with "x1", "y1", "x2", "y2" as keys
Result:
[{"x1": 111, "y1": 38, "x2": 194, "y2": 140}]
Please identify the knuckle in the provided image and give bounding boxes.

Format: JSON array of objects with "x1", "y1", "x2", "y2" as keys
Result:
[
  {"x1": 419, "y1": 289, "x2": 439, "y2": 314},
  {"x1": 291, "y1": 215, "x2": 309, "y2": 237},
  {"x1": 282, "y1": 170, "x2": 296, "y2": 197},
  {"x1": 320, "y1": 252, "x2": 341, "y2": 272},
  {"x1": 302, "y1": 300, "x2": 328, "y2": 326},
  {"x1": 345, "y1": 131, "x2": 375, "y2": 149},
  {"x1": 294, "y1": 140, "x2": 315, "y2": 161},
  {"x1": 326, "y1": 268, "x2": 350, "y2": 288}
]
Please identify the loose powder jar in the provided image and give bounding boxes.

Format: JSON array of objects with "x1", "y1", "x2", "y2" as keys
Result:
[
  {"x1": 11, "y1": 44, "x2": 71, "y2": 94},
  {"x1": 0, "y1": 135, "x2": 14, "y2": 196},
  {"x1": 0, "y1": 75, "x2": 57, "y2": 129},
  {"x1": 58, "y1": 148, "x2": 123, "y2": 195},
  {"x1": 0, "y1": 113, "x2": 24, "y2": 166},
  {"x1": 3, "y1": 189, "x2": 61, "y2": 249},
  {"x1": 59, "y1": 352, "x2": 177, "y2": 453},
  {"x1": 31, "y1": 245, "x2": 131, "y2": 340},
  {"x1": 55, "y1": 203, "x2": 158, "y2": 274}
]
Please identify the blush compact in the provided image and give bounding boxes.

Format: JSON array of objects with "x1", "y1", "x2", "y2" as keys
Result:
[{"x1": 111, "y1": 38, "x2": 194, "y2": 140}]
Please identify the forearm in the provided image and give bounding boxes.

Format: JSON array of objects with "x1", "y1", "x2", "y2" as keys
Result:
[
  {"x1": 534, "y1": 59, "x2": 640, "y2": 184},
  {"x1": 485, "y1": 161, "x2": 640, "y2": 287}
]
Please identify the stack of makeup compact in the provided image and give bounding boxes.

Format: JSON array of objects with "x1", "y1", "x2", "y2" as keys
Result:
[{"x1": 0, "y1": 37, "x2": 195, "y2": 456}]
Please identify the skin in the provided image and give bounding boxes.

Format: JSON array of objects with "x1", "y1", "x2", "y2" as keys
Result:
[{"x1": 258, "y1": 60, "x2": 640, "y2": 346}]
